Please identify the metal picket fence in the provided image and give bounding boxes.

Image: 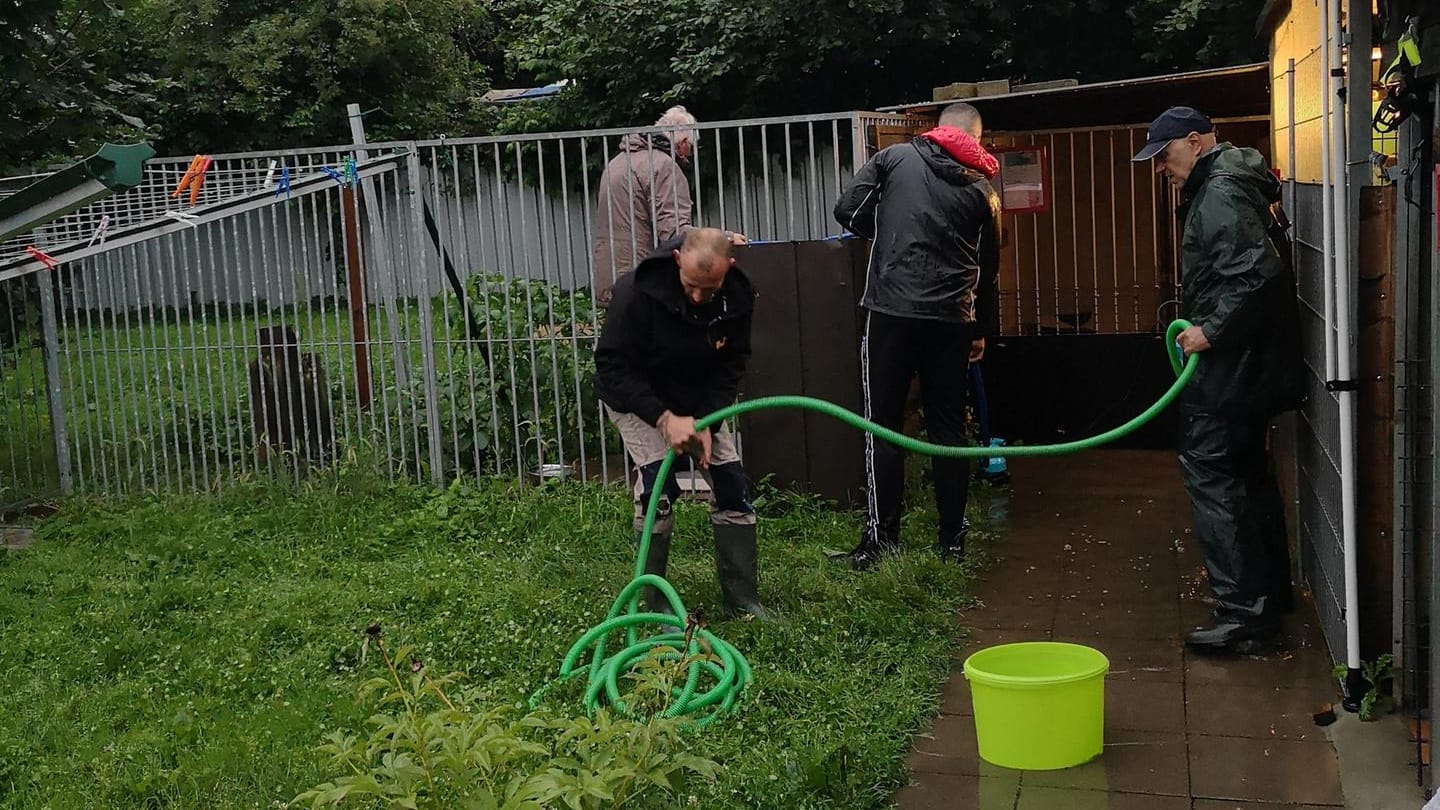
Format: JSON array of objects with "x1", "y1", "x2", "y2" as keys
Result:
[{"x1": 0, "y1": 111, "x2": 909, "y2": 509}]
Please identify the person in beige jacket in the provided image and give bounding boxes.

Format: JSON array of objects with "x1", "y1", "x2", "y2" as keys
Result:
[{"x1": 591, "y1": 106, "x2": 745, "y2": 306}]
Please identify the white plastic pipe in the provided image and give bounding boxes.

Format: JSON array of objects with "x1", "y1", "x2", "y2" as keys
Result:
[
  {"x1": 1318, "y1": 8, "x2": 1337, "y2": 379},
  {"x1": 1287, "y1": 56, "x2": 1305, "y2": 582},
  {"x1": 1323, "y1": 0, "x2": 1362, "y2": 676}
]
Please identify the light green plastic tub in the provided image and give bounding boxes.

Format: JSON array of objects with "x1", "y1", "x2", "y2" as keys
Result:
[{"x1": 962, "y1": 641, "x2": 1110, "y2": 770}]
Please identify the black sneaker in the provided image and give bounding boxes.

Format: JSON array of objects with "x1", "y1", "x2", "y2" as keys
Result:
[
  {"x1": 837, "y1": 539, "x2": 899, "y2": 572},
  {"x1": 936, "y1": 519, "x2": 972, "y2": 563},
  {"x1": 1184, "y1": 620, "x2": 1280, "y2": 655}
]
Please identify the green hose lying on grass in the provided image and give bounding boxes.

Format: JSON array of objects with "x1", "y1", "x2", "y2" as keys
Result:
[{"x1": 530, "y1": 319, "x2": 1198, "y2": 726}]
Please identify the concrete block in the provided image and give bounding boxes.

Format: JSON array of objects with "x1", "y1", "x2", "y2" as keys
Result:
[
  {"x1": 932, "y1": 82, "x2": 978, "y2": 101},
  {"x1": 1014, "y1": 78, "x2": 1081, "y2": 92},
  {"x1": 975, "y1": 79, "x2": 1011, "y2": 96}
]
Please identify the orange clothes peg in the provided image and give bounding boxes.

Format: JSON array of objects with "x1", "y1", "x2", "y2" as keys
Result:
[{"x1": 172, "y1": 155, "x2": 212, "y2": 206}]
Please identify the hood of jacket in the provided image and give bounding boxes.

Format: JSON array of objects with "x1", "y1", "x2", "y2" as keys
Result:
[
  {"x1": 918, "y1": 127, "x2": 1000, "y2": 180},
  {"x1": 631, "y1": 243, "x2": 754, "y2": 324},
  {"x1": 618, "y1": 132, "x2": 680, "y2": 158},
  {"x1": 1184, "y1": 143, "x2": 1282, "y2": 207}
]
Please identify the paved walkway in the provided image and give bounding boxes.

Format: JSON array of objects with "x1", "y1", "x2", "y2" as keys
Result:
[{"x1": 898, "y1": 449, "x2": 1345, "y2": 809}]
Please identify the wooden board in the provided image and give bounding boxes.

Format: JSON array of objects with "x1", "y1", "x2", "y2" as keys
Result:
[
  {"x1": 875, "y1": 124, "x2": 924, "y2": 152},
  {"x1": 795, "y1": 239, "x2": 866, "y2": 506},
  {"x1": 733, "y1": 239, "x2": 870, "y2": 504},
  {"x1": 1356, "y1": 185, "x2": 1396, "y2": 662},
  {"x1": 736, "y1": 242, "x2": 808, "y2": 491}
]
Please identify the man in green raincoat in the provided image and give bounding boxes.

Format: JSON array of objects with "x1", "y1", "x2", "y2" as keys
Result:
[{"x1": 1133, "y1": 107, "x2": 1303, "y2": 655}]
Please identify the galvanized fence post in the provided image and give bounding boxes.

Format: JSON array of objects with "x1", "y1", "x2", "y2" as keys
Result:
[
  {"x1": 35, "y1": 273, "x2": 72, "y2": 494},
  {"x1": 405, "y1": 148, "x2": 445, "y2": 485},
  {"x1": 850, "y1": 113, "x2": 867, "y2": 185}
]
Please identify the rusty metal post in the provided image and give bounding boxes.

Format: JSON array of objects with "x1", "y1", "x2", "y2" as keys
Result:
[{"x1": 341, "y1": 185, "x2": 372, "y2": 409}]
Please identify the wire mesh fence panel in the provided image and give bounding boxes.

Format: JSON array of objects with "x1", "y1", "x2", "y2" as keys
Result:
[
  {"x1": 0, "y1": 112, "x2": 928, "y2": 498},
  {"x1": 0, "y1": 272, "x2": 62, "y2": 511}
]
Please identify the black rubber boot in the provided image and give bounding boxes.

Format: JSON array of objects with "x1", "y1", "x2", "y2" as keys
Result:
[
  {"x1": 636, "y1": 528, "x2": 679, "y2": 626},
  {"x1": 713, "y1": 523, "x2": 770, "y2": 619}
]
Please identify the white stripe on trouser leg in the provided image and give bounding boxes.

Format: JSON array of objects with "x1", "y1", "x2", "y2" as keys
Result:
[{"x1": 861, "y1": 311, "x2": 878, "y2": 539}]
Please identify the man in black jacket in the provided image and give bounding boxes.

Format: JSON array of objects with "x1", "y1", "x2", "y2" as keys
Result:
[
  {"x1": 1133, "y1": 106, "x2": 1302, "y2": 654},
  {"x1": 594, "y1": 227, "x2": 769, "y2": 620},
  {"x1": 833, "y1": 101, "x2": 1002, "y2": 570}
]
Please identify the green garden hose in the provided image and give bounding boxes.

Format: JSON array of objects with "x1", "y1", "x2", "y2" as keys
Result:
[{"x1": 533, "y1": 319, "x2": 1197, "y2": 726}]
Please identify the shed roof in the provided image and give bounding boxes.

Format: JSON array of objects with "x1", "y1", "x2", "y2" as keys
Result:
[{"x1": 879, "y1": 63, "x2": 1270, "y2": 130}]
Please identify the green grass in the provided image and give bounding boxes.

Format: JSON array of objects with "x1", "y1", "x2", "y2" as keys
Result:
[
  {"x1": 5, "y1": 305, "x2": 388, "y2": 503},
  {"x1": 1, "y1": 336, "x2": 60, "y2": 508},
  {"x1": 45, "y1": 304, "x2": 444, "y2": 488},
  {"x1": 0, "y1": 464, "x2": 1001, "y2": 809},
  {"x1": 3, "y1": 284, "x2": 603, "y2": 504}
]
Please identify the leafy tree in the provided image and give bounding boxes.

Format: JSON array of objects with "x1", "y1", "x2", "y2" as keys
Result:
[
  {"x1": 0, "y1": 0, "x2": 165, "y2": 173},
  {"x1": 1139, "y1": 0, "x2": 1271, "y2": 68},
  {"x1": 128, "y1": 0, "x2": 501, "y2": 154},
  {"x1": 2, "y1": 0, "x2": 511, "y2": 169},
  {"x1": 1, "y1": 0, "x2": 1271, "y2": 172},
  {"x1": 992, "y1": 0, "x2": 1267, "y2": 83},
  {"x1": 509, "y1": 0, "x2": 1008, "y2": 127},
  {"x1": 509, "y1": 0, "x2": 1268, "y2": 130}
]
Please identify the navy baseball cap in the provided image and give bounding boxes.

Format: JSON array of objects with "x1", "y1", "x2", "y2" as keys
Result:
[{"x1": 1131, "y1": 106, "x2": 1214, "y2": 162}]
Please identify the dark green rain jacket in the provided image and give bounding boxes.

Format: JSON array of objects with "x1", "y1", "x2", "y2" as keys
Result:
[{"x1": 1178, "y1": 144, "x2": 1303, "y2": 419}]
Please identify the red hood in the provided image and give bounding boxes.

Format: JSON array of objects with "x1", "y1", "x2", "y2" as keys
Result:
[{"x1": 919, "y1": 127, "x2": 999, "y2": 180}]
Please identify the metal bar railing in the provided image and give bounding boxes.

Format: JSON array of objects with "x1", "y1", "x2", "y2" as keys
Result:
[{"x1": 2, "y1": 110, "x2": 1192, "y2": 504}]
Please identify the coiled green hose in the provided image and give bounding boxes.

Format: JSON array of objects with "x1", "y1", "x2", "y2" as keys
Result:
[{"x1": 533, "y1": 319, "x2": 1196, "y2": 725}]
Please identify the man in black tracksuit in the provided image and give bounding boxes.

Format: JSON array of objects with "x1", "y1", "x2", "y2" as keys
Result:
[
  {"x1": 1133, "y1": 106, "x2": 1302, "y2": 654},
  {"x1": 832, "y1": 102, "x2": 1002, "y2": 570},
  {"x1": 594, "y1": 227, "x2": 769, "y2": 620}
]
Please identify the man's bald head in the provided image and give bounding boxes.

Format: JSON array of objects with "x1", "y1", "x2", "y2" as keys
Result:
[
  {"x1": 681, "y1": 227, "x2": 732, "y2": 267},
  {"x1": 674, "y1": 227, "x2": 735, "y2": 305},
  {"x1": 939, "y1": 102, "x2": 983, "y2": 138}
]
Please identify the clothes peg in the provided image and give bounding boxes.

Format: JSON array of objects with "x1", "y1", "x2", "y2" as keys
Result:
[
  {"x1": 273, "y1": 165, "x2": 292, "y2": 199},
  {"x1": 88, "y1": 214, "x2": 111, "y2": 247},
  {"x1": 172, "y1": 155, "x2": 212, "y2": 206},
  {"x1": 25, "y1": 246, "x2": 58, "y2": 270}
]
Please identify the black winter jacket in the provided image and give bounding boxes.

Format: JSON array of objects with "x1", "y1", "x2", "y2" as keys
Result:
[
  {"x1": 1179, "y1": 144, "x2": 1303, "y2": 418},
  {"x1": 594, "y1": 237, "x2": 755, "y2": 425},
  {"x1": 833, "y1": 137, "x2": 1001, "y2": 333}
]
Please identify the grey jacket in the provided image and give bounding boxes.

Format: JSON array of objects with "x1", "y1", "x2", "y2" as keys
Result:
[{"x1": 591, "y1": 133, "x2": 693, "y2": 306}]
